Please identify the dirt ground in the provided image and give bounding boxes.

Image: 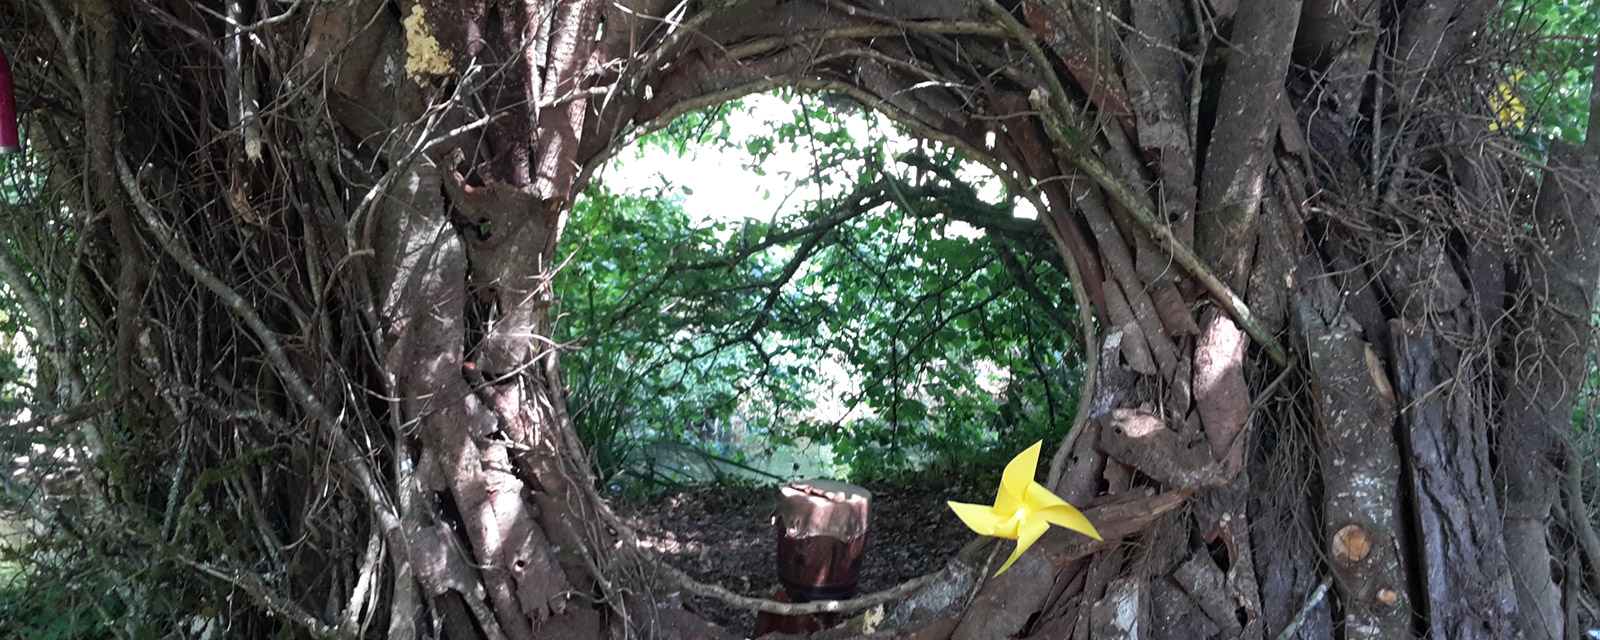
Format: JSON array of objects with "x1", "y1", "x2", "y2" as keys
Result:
[{"x1": 615, "y1": 481, "x2": 978, "y2": 636}]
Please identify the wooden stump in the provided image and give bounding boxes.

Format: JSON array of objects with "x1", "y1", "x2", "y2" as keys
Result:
[{"x1": 755, "y1": 479, "x2": 871, "y2": 636}]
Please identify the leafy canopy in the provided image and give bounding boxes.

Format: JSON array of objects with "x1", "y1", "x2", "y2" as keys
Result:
[{"x1": 557, "y1": 92, "x2": 1082, "y2": 491}]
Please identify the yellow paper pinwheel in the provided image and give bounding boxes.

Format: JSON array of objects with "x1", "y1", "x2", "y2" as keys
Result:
[{"x1": 947, "y1": 440, "x2": 1101, "y2": 576}]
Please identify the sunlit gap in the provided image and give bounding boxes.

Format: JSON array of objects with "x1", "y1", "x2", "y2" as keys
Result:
[{"x1": 560, "y1": 90, "x2": 1077, "y2": 496}]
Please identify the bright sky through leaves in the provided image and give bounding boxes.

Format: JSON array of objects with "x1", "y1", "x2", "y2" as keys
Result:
[{"x1": 597, "y1": 93, "x2": 1035, "y2": 237}]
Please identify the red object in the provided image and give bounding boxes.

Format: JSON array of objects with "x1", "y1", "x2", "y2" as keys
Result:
[
  {"x1": 774, "y1": 479, "x2": 871, "y2": 602},
  {"x1": 757, "y1": 479, "x2": 871, "y2": 635},
  {"x1": 0, "y1": 43, "x2": 19, "y2": 154}
]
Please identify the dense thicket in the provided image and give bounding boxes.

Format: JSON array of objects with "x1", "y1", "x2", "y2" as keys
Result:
[{"x1": 0, "y1": 0, "x2": 1597, "y2": 638}]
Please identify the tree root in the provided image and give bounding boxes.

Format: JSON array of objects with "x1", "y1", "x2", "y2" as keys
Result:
[{"x1": 658, "y1": 561, "x2": 953, "y2": 617}]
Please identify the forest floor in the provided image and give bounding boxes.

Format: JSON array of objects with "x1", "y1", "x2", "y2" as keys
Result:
[{"x1": 614, "y1": 480, "x2": 977, "y2": 636}]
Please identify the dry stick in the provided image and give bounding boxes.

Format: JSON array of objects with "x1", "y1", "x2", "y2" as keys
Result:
[
  {"x1": 980, "y1": 0, "x2": 1287, "y2": 366},
  {"x1": 0, "y1": 399, "x2": 118, "y2": 432},
  {"x1": 1274, "y1": 577, "x2": 1332, "y2": 640},
  {"x1": 186, "y1": 560, "x2": 346, "y2": 639},
  {"x1": 660, "y1": 562, "x2": 948, "y2": 616},
  {"x1": 721, "y1": 23, "x2": 1007, "y2": 60}
]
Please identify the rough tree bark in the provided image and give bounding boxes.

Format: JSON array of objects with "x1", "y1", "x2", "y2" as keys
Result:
[{"x1": 1, "y1": 0, "x2": 1596, "y2": 638}]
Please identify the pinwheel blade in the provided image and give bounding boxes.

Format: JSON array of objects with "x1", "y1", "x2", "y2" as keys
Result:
[
  {"x1": 948, "y1": 500, "x2": 1006, "y2": 536},
  {"x1": 993, "y1": 516, "x2": 1050, "y2": 576},
  {"x1": 995, "y1": 440, "x2": 1042, "y2": 514}
]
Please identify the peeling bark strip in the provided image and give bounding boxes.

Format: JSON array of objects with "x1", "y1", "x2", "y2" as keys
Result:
[
  {"x1": 1100, "y1": 409, "x2": 1219, "y2": 487},
  {"x1": 1304, "y1": 322, "x2": 1410, "y2": 639},
  {"x1": 1194, "y1": 311, "x2": 1250, "y2": 471},
  {"x1": 1389, "y1": 323, "x2": 1519, "y2": 638},
  {"x1": 374, "y1": 158, "x2": 571, "y2": 638}
]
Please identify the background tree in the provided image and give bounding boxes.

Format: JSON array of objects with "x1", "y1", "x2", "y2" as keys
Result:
[
  {"x1": 0, "y1": 0, "x2": 1597, "y2": 639},
  {"x1": 562, "y1": 94, "x2": 1081, "y2": 489}
]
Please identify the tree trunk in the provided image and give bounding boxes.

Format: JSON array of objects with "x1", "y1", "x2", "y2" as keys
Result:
[{"x1": 1, "y1": 0, "x2": 1596, "y2": 638}]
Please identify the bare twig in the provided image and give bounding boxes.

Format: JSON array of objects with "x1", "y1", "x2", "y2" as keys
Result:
[
  {"x1": 187, "y1": 560, "x2": 349, "y2": 639},
  {"x1": 115, "y1": 153, "x2": 403, "y2": 537},
  {"x1": 659, "y1": 562, "x2": 947, "y2": 616},
  {"x1": 1274, "y1": 577, "x2": 1332, "y2": 640},
  {"x1": 0, "y1": 398, "x2": 117, "y2": 432}
]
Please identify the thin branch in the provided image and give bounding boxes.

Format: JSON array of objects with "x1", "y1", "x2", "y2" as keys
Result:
[
  {"x1": 1274, "y1": 577, "x2": 1332, "y2": 640},
  {"x1": 0, "y1": 224, "x2": 98, "y2": 430},
  {"x1": 186, "y1": 560, "x2": 348, "y2": 639},
  {"x1": 114, "y1": 154, "x2": 403, "y2": 537},
  {"x1": 0, "y1": 398, "x2": 118, "y2": 432},
  {"x1": 1031, "y1": 90, "x2": 1288, "y2": 366},
  {"x1": 990, "y1": 232, "x2": 1074, "y2": 332},
  {"x1": 603, "y1": 0, "x2": 760, "y2": 140},
  {"x1": 913, "y1": 182, "x2": 1043, "y2": 239},
  {"x1": 681, "y1": 183, "x2": 890, "y2": 271},
  {"x1": 721, "y1": 23, "x2": 1008, "y2": 61},
  {"x1": 659, "y1": 561, "x2": 947, "y2": 616},
  {"x1": 980, "y1": 0, "x2": 1287, "y2": 366},
  {"x1": 0, "y1": 232, "x2": 59, "y2": 356},
  {"x1": 695, "y1": 220, "x2": 830, "y2": 356},
  {"x1": 892, "y1": 275, "x2": 1008, "y2": 376}
]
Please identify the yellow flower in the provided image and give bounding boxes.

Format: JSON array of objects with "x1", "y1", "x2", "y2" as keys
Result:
[
  {"x1": 947, "y1": 440, "x2": 1101, "y2": 576},
  {"x1": 1490, "y1": 71, "x2": 1525, "y2": 132}
]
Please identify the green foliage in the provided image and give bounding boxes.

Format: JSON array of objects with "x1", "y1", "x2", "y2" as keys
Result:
[
  {"x1": 0, "y1": 318, "x2": 28, "y2": 415},
  {"x1": 0, "y1": 531, "x2": 213, "y2": 640},
  {"x1": 559, "y1": 92, "x2": 1082, "y2": 490},
  {"x1": 1501, "y1": 0, "x2": 1598, "y2": 143},
  {"x1": 0, "y1": 155, "x2": 37, "y2": 416},
  {"x1": 0, "y1": 559, "x2": 119, "y2": 640}
]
